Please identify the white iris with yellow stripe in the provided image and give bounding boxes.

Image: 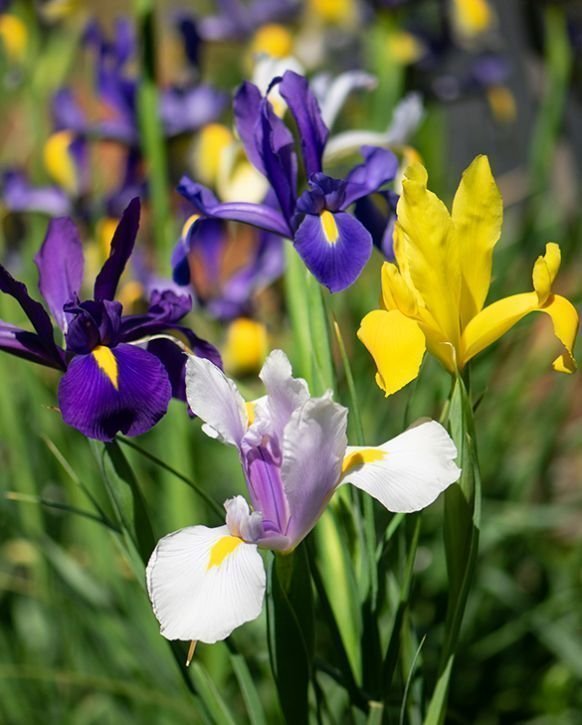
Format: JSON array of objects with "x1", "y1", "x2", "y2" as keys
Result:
[{"x1": 146, "y1": 350, "x2": 461, "y2": 647}]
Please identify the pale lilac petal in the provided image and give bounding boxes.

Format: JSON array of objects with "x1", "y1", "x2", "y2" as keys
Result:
[
  {"x1": 280, "y1": 394, "x2": 348, "y2": 549},
  {"x1": 185, "y1": 355, "x2": 247, "y2": 447}
]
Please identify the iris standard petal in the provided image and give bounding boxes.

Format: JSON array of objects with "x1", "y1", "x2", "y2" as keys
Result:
[
  {"x1": 461, "y1": 291, "x2": 578, "y2": 373},
  {"x1": 34, "y1": 217, "x2": 84, "y2": 332},
  {"x1": 93, "y1": 197, "x2": 141, "y2": 302},
  {"x1": 451, "y1": 155, "x2": 502, "y2": 327},
  {"x1": 146, "y1": 524, "x2": 266, "y2": 643},
  {"x1": 185, "y1": 355, "x2": 248, "y2": 447},
  {"x1": 396, "y1": 164, "x2": 461, "y2": 350},
  {"x1": 339, "y1": 421, "x2": 460, "y2": 512},
  {"x1": 256, "y1": 349, "x2": 309, "y2": 441},
  {"x1": 343, "y1": 146, "x2": 399, "y2": 206},
  {"x1": 234, "y1": 81, "x2": 267, "y2": 175},
  {"x1": 279, "y1": 70, "x2": 328, "y2": 177},
  {"x1": 58, "y1": 343, "x2": 171, "y2": 440},
  {"x1": 358, "y1": 309, "x2": 426, "y2": 395},
  {"x1": 294, "y1": 211, "x2": 373, "y2": 293},
  {"x1": 280, "y1": 394, "x2": 348, "y2": 549}
]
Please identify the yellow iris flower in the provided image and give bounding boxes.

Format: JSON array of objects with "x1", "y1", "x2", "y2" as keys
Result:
[{"x1": 358, "y1": 156, "x2": 579, "y2": 396}]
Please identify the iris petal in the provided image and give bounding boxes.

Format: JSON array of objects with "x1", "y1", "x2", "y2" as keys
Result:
[
  {"x1": 293, "y1": 211, "x2": 372, "y2": 293},
  {"x1": 58, "y1": 343, "x2": 171, "y2": 440}
]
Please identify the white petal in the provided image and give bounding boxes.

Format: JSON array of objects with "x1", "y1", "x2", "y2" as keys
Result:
[
  {"x1": 146, "y1": 525, "x2": 266, "y2": 644},
  {"x1": 340, "y1": 420, "x2": 460, "y2": 513},
  {"x1": 317, "y1": 70, "x2": 377, "y2": 130},
  {"x1": 253, "y1": 349, "x2": 309, "y2": 441},
  {"x1": 186, "y1": 355, "x2": 247, "y2": 447}
]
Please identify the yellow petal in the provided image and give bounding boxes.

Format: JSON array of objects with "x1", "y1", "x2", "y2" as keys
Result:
[
  {"x1": 540, "y1": 295, "x2": 578, "y2": 373},
  {"x1": 451, "y1": 155, "x2": 503, "y2": 327},
  {"x1": 396, "y1": 163, "x2": 461, "y2": 351},
  {"x1": 532, "y1": 242, "x2": 561, "y2": 305},
  {"x1": 358, "y1": 309, "x2": 426, "y2": 396},
  {"x1": 380, "y1": 262, "x2": 418, "y2": 317},
  {"x1": 461, "y1": 291, "x2": 578, "y2": 372}
]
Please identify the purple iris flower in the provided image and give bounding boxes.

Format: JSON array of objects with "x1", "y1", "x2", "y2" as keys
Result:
[
  {"x1": 171, "y1": 202, "x2": 284, "y2": 321},
  {"x1": 198, "y1": 0, "x2": 299, "y2": 42},
  {"x1": 1, "y1": 171, "x2": 72, "y2": 217},
  {"x1": 0, "y1": 198, "x2": 221, "y2": 440},
  {"x1": 83, "y1": 18, "x2": 227, "y2": 144},
  {"x1": 177, "y1": 71, "x2": 399, "y2": 293}
]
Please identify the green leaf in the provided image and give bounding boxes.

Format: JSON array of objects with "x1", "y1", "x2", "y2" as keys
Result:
[
  {"x1": 231, "y1": 654, "x2": 268, "y2": 725},
  {"x1": 423, "y1": 656, "x2": 454, "y2": 725}
]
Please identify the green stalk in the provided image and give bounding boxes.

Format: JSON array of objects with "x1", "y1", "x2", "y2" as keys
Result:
[
  {"x1": 284, "y1": 245, "x2": 315, "y2": 386},
  {"x1": 425, "y1": 373, "x2": 482, "y2": 724},
  {"x1": 134, "y1": 0, "x2": 171, "y2": 259}
]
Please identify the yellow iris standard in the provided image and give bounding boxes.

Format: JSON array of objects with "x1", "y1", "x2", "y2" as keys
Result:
[{"x1": 358, "y1": 156, "x2": 579, "y2": 396}]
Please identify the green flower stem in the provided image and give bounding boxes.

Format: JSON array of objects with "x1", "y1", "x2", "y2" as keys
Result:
[
  {"x1": 425, "y1": 373, "x2": 482, "y2": 724},
  {"x1": 135, "y1": 0, "x2": 171, "y2": 259}
]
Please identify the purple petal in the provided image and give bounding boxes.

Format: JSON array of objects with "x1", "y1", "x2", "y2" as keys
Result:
[
  {"x1": 34, "y1": 218, "x2": 84, "y2": 332},
  {"x1": 160, "y1": 85, "x2": 227, "y2": 137},
  {"x1": 293, "y1": 211, "x2": 373, "y2": 293},
  {"x1": 279, "y1": 70, "x2": 328, "y2": 177},
  {"x1": 2, "y1": 171, "x2": 71, "y2": 217},
  {"x1": 354, "y1": 190, "x2": 398, "y2": 259},
  {"x1": 343, "y1": 146, "x2": 399, "y2": 207},
  {"x1": 177, "y1": 177, "x2": 291, "y2": 237},
  {"x1": 52, "y1": 88, "x2": 87, "y2": 133},
  {"x1": 281, "y1": 394, "x2": 347, "y2": 549},
  {"x1": 234, "y1": 82, "x2": 267, "y2": 175},
  {"x1": 244, "y1": 444, "x2": 289, "y2": 537},
  {"x1": 58, "y1": 343, "x2": 171, "y2": 440},
  {"x1": 94, "y1": 197, "x2": 141, "y2": 302},
  {"x1": 256, "y1": 103, "x2": 297, "y2": 223},
  {"x1": 0, "y1": 320, "x2": 65, "y2": 369},
  {"x1": 0, "y1": 264, "x2": 65, "y2": 368}
]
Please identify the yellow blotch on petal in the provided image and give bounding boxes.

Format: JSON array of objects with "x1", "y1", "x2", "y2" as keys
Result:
[
  {"x1": 250, "y1": 24, "x2": 293, "y2": 59},
  {"x1": 358, "y1": 309, "x2": 426, "y2": 396},
  {"x1": 320, "y1": 210, "x2": 339, "y2": 245},
  {"x1": 43, "y1": 131, "x2": 78, "y2": 195},
  {"x1": 207, "y1": 535, "x2": 243, "y2": 570},
  {"x1": 92, "y1": 345, "x2": 119, "y2": 390},
  {"x1": 194, "y1": 124, "x2": 234, "y2": 187},
  {"x1": 0, "y1": 14, "x2": 27, "y2": 62},
  {"x1": 308, "y1": 0, "x2": 356, "y2": 25},
  {"x1": 387, "y1": 31, "x2": 425, "y2": 65},
  {"x1": 487, "y1": 86, "x2": 517, "y2": 124},
  {"x1": 452, "y1": 0, "x2": 494, "y2": 40},
  {"x1": 223, "y1": 318, "x2": 268, "y2": 376},
  {"x1": 341, "y1": 448, "x2": 385, "y2": 477},
  {"x1": 181, "y1": 214, "x2": 201, "y2": 240}
]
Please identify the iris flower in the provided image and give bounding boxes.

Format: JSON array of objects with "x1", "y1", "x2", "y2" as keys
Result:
[
  {"x1": 146, "y1": 349, "x2": 460, "y2": 644},
  {"x1": 358, "y1": 156, "x2": 579, "y2": 396},
  {"x1": 0, "y1": 198, "x2": 220, "y2": 440},
  {"x1": 177, "y1": 70, "x2": 399, "y2": 293}
]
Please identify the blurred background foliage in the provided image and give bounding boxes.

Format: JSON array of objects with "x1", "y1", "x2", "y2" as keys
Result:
[{"x1": 0, "y1": 0, "x2": 581, "y2": 723}]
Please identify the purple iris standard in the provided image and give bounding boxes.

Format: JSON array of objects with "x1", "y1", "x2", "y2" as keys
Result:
[
  {"x1": 0, "y1": 198, "x2": 220, "y2": 440},
  {"x1": 177, "y1": 71, "x2": 399, "y2": 293},
  {"x1": 82, "y1": 18, "x2": 227, "y2": 144}
]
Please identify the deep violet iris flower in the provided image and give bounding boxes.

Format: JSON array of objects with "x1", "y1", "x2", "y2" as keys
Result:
[
  {"x1": 177, "y1": 70, "x2": 399, "y2": 293},
  {"x1": 0, "y1": 198, "x2": 220, "y2": 441}
]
